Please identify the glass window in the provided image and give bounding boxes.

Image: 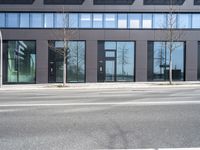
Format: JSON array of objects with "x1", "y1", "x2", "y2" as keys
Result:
[
  {"x1": 105, "y1": 42, "x2": 116, "y2": 50},
  {"x1": 69, "y1": 13, "x2": 78, "y2": 28},
  {"x1": 105, "y1": 51, "x2": 115, "y2": 57},
  {"x1": 104, "y1": 14, "x2": 117, "y2": 28},
  {"x1": 48, "y1": 41, "x2": 85, "y2": 83},
  {"x1": 117, "y1": 42, "x2": 135, "y2": 81},
  {"x1": 128, "y1": 14, "x2": 141, "y2": 28},
  {"x1": 20, "y1": 13, "x2": 30, "y2": 28},
  {"x1": 118, "y1": 14, "x2": 127, "y2": 28},
  {"x1": 0, "y1": 13, "x2": 5, "y2": 27},
  {"x1": 192, "y1": 14, "x2": 200, "y2": 28},
  {"x1": 178, "y1": 14, "x2": 191, "y2": 28},
  {"x1": 30, "y1": 13, "x2": 43, "y2": 28},
  {"x1": 148, "y1": 41, "x2": 184, "y2": 81},
  {"x1": 167, "y1": 14, "x2": 177, "y2": 28},
  {"x1": 7, "y1": 13, "x2": 19, "y2": 28},
  {"x1": 5, "y1": 41, "x2": 36, "y2": 83},
  {"x1": 142, "y1": 14, "x2": 152, "y2": 28},
  {"x1": 44, "y1": 13, "x2": 54, "y2": 28},
  {"x1": 55, "y1": 13, "x2": 68, "y2": 28},
  {"x1": 79, "y1": 13, "x2": 92, "y2": 28},
  {"x1": 153, "y1": 14, "x2": 167, "y2": 28},
  {"x1": 68, "y1": 41, "x2": 85, "y2": 82},
  {"x1": 93, "y1": 13, "x2": 103, "y2": 28}
]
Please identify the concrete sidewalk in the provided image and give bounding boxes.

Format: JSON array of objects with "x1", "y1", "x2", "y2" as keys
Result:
[{"x1": 1, "y1": 82, "x2": 200, "y2": 90}]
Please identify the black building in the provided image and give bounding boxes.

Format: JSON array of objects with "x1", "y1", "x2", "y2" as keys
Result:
[{"x1": 0, "y1": 0, "x2": 200, "y2": 84}]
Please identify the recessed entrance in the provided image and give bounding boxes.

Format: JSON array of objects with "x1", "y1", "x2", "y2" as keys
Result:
[{"x1": 98, "y1": 41, "x2": 135, "y2": 82}]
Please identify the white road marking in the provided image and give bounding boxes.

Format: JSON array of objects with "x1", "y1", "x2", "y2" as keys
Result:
[
  {"x1": 99, "y1": 148, "x2": 200, "y2": 150},
  {"x1": 0, "y1": 101, "x2": 200, "y2": 107}
]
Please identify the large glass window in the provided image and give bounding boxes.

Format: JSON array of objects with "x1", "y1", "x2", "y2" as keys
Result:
[
  {"x1": 69, "y1": 13, "x2": 78, "y2": 28},
  {"x1": 116, "y1": 42, "x2": 135, "y2": 81},
  {"x1": 44, "y1": 13, "x2": 54, "y2": 28},
  {"x1": 4, "y1": 41, "x2": 36, "y2": 83},
  {"x1": 153, "y1": 14, "x2": 167, "y2": 28},
  {"x1": 93, "y1": 14, "x2": 103, "y2": 28},
  {"x1": 79, "y1": 13, "x2": 92, "y2": 28},
  {"x1": 0, "y1": 13, "x2": 5, "y2": 28},
  {"x1": 99, "y1": 41, "x2": 135, "y2": 82},
  {"x1": 192, "y1": 14, "x2": 200, "y2": 28},
  {"x1": 30, "y1": 13, "x2": 43, "y2": 28},
  {"x1": 104, "y1": 14, "x2": 117, "y2": 28},
  {"x1": 178, "y1": 14, "x2": 191, "y2": 28},
  {"x1": 20, "y1": 13, "x2": 30, "y2": 28},
  {"x1": 142, "y1": 14, "x2": 152, "y2": 28},
  {"x1": 48, "y1": 41, "x2": 85, "y2": 83},
  {"x1": 148, "y1": 41, "x2": 185, "y2": 81},
  {"x1": 128, "y1": 14, "x2": 141, "y2": 28},
  {"x1": 118, "y1": 14, "x2": 127, "y2": 28},
  {"x1": 7, "y1": 13, "x2": 19, "y2": 28}
]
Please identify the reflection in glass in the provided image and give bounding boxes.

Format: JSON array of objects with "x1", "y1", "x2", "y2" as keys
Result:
[
  {"x1": 118, "y1": 14, "x2": 127, "y2": 28},
  {"x1": 20, "y1": 13, "x2": 30, "y2": 28},
  {"x1": 142, "y1": 14, "x2": 152, "y2": 28},
  {"x1": 0, "y1": 13, "x2": 5, "y2": 27},
  {"x1": 30, "y1": 13, "x2": 43, "y2": 28},
  {"x1": 44, "y1": 13, "x2": 54, "y2": 28},
  {"x1": 153, "y1": 14, "x2": 166, "y2": 28},
  {"x1": 6, "y1": 41, "x2": 36, "y2": 83},
  {"x1": 105, "y1": 42, "x2": 116, "y2": 50},
  {"x1": 151, "y1": 42, "x2": 184, "y2": 81},
  {"x1": 105, "y1": 60, "x2": 115, "y2": 81},
  {"x1": 104, "y1": 14, "x2": 116, "y2": 28},
  {"x1": 178, "y1": 14, "x2": 191, "y2": 28},
  {"x1": 69, "y1": 13, "x2": 78, "y2": 28},
  {"x1": 192, "y1": 14, "x2": 200, "y2": 28},
  {"x1": 80, "y1": 13, "x2": 92, "y2": 28},
  {"x1": 93, "y1": 14, "x2": 103, "y2": 28},
  {"x1": 128, "y1": 14, "x2": 141, "y2": 28},
  {"x1": 55, "y1": 13, "x2": 67, "y2": 28},
  {"x1": 48, "y1": 41, "x2": 85, "y2": 83},
  {"x1": 7, "y1": 13, "x2": 19, "y2": 28},
  {"x1": 117, "y1": 42, "x2": 134, "y2": 81}
]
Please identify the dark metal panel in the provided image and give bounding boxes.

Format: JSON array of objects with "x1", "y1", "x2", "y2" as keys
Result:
[
  {"x1": 0, "y1": 0, "x2": 35, "y2": 4},
  {"x1": 44, "y1": 0, "x2": 84, "y2": 5},
  {"x1": 143, "y1": 0, "x2": 185, "y2": 5},
  {"x1": 94, "y1": 0, "x2": 135, "y2": 5}
]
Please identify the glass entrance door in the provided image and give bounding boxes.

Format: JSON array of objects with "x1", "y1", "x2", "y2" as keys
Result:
[{"x1": 105, "y1": 60, "x2": 115, "y2": 81}]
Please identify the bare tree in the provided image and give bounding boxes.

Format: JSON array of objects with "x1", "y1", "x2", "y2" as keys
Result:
[
  {"x1": 49, "y1": 7, "x2": 78, "y2": 86},
  {"x1": 157, "y1": 0, "x2": 184, "y2": 84}
]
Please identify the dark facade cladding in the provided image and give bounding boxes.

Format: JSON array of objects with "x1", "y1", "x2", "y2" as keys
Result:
[{"x1": 0, "y1": 0, "x2": 200, "y2": 84}]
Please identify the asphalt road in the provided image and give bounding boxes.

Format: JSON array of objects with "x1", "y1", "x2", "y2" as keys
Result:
[{"x1": 0, "y1": 87, "x2": 200, "y2": 150}]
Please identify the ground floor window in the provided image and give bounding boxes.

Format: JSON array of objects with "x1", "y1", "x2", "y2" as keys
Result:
[
  {"x1": 3, "y1": 41, "x2": 36, "y2": 83},
  {"x1": 48, "y1": 41, "x2": 85, "y2": 83},
  {"x1": 147, "y1": 41, "x2": 185, "y2": 81},
  {"x1": 98, "y1": 41, "x2": 135, "y2": 82}
]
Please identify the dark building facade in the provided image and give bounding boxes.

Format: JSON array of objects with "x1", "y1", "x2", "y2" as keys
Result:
[{"x1": 0, "y1": 0, "x2": 200, "y2": 84}]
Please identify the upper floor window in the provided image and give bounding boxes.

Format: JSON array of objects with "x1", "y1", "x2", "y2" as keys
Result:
[
  {"x1": 104, "y1": 14, "x2": 117, "y2": 28},
  {"x1": 6, "y1": 13, "x2": 19, "y2": 28},
  {"x1": 118, "y1": 14, "x2": 128, "y2": 28},
  {"x1": 93, "y1": 14, "x2": 103, "y2": 28},
  {"x1": 30, "y1": 13, "x2": 43, "y2": 28},
  {"x1": 0, "y1": 13, "x2": 5, "y2": 27},
  {"x1": 142, "y1": 14, "x2": 152, "y2": 28},
  {"x1": 79, "y1": 13, "x2": 92, "y2": 28}
]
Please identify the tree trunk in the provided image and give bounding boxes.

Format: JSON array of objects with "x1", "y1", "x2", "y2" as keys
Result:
[
  {"x1": 63, "y1": 48, "x2": 66, "y2": 87},
  {"x1": 169, "y1": 47, "x2": 173, "y2": 85}
]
